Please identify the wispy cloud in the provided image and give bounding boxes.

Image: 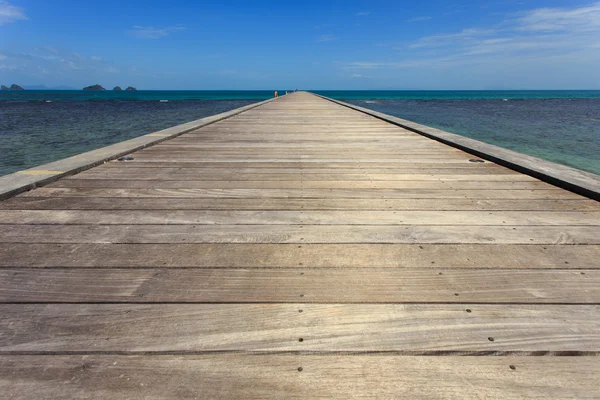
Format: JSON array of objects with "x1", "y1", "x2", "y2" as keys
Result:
[
  {"x1": 128, "y1": 25, "x2": 186, "y2": 39},
  {"x1": 0, "y1": 46, "x2": 127, "y2": 80},
  {"x1": 514, "y1": 2, "x2": 600, "y2": 33},
  {"x1": 349, "y1": 73, "x2": 372, "y2": 78},
  {"x1": 314, "y1": 24, "x2": 335, "y2": 30},
  {"x1": 42, "y1": 46, "x2": 59, "y2": 54},
  {"x1": 356, "y1": 11, "x2": 370, "y2": 16},
  {"x1": 409, "y1": 28, "x2": 495, "y2": 49},
  {"x1": 317, "y1": 34, "x2": 337, "y2": 42},
  {"x1": 0, "y1": 0, "x2": 27, "y2": 25},
  {"x1": 406, "y1": 16, "x2": 432, "y2": 23},
  {"x1": 348, "y1": 2, "x2": 600, "y2": 71}
]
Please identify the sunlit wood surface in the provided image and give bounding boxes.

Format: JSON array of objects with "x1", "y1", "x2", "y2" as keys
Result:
[{"x1": 1, "y1": 91, "x2": 599, "y2": 399}]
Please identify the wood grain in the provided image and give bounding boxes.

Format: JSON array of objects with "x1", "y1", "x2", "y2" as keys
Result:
[
  {"x1": 2, "y1": 224, "x2": 598, "y2": 244},
  {"x1": 2, "y1": 197, "x2": 597, "y2": 211},
  {"x1": 1, "y1": 304, "x2": 599, "y2": 352},
  {"x1": 18, "y1": 187, "x2": 578, "y2": 199},
  {"x1": 0, "y1": 268, "x2": 596, "y2": 303},
  {"x1": 1, "y1": 243, "x2": 596, "y2": 268},
  {"x1": 1, "y1": 355, "x2": 598, "y2": 399},
  {"x1": 1, "y1": 210, "x2": 597, "y2": 225}
]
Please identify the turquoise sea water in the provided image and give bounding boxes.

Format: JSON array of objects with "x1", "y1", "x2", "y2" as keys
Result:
[{"x1": 1, "y1": 90, "x2": 599, "y2": 176}]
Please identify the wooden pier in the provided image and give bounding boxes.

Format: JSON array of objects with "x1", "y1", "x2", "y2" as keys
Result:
[{"x1": 1, "y1": 91, "x2": 599, "y2": 398}]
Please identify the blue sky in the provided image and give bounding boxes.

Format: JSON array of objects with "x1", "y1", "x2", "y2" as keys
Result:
[{"x1": 1, "y1": 0, "x2": 600, "y2": 89}]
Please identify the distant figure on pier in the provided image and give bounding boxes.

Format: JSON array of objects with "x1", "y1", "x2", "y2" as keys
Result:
[{"x1": 274, "y1": 91, "x2": 278, "y2": 98}]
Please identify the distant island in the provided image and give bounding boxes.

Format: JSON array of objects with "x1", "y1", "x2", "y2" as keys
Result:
[
  {"x1": 83, "y1": 84, "x2": 106, "y2": 91},
  {"x1": 81, "y1": 85, "x2": 136, "y2": 91},
  {"x1": 1, "y1": 84, "x2": 25, "y2": 91}
]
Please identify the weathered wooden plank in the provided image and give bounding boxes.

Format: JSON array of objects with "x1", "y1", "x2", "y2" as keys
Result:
[
  {"x1": 100, "y1": 165, "x2": 517, "y2": 174},
  {"x1": 68, "y1": 172, "x2": 531, "y2": 181},
  {"x1": 125, "y1": 157, "x2": 477, "y2": 164},
  {"x1": 50, "y1": 180, "x2": 553, "y2": 190},
  {"x1": 18, "y1": 187, "x2": 577, "y2": 199},
  {"x1": 139, "y1": 146, "x2": 463, "y2": 152},
  {"x1": 103, "y1": 161, "x2": 489, "y2": 168},
  {"x1": 2, "y1": 197, "x2": 597, "y2": 211},
  {"x1": 2, "y1": 224, "x2": 599, "y2": 244},
  {"x1": 1, "y1": 243, "x2": 595, "y2": 268},
  {"x1": 1, "y1": 355, "x2": 598, "y2": 399},
  {"x1": 1, "y1": 304, "x2": 599, "y2": 352},
  {"x1": 134, "y1": 144, "x2": 460, "y2": 151},
  {"x1": 1, "y1": 210, "x2": 598, "y2": 226},
  {"x1": 1, "y1": 268, "x2": 596, "y2": 303}
]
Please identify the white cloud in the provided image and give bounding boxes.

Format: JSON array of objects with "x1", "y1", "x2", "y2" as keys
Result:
[
  {"x1": 42, "y1": 46, "x2": 59, "y2": 54},
  {"x1": 409, "y1": 28, "x2": 496, "y2": 49},
  {"x1": 356, "y1": 11, "x2": 370, "y2": 16},
  {"x1": 317, "y1": 34, "x2": 337, "y2": 42},
  {"x1": 0, "y1": 47, "x2": 126, "y2": 83},
  {"x1": 0, "y1": 1, "x2": 27, "y2": 25},
  {"x1": 349, "y1": 2, "x2": 600, "y2": 71},
  {"x1": 129, "y1": 25, "x2": 186, "y2": 39},
  {"x1": 406, "y1": 16, "x2": 432, "y2": 23},
  {"x1": 0, "y1": 54, "x2": 6, "y2": 60},
  {"x1": 515, "y1": 2, "x2": 600, "y2": 33}
]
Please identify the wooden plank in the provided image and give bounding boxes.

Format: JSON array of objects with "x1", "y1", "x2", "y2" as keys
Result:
[
  {"x1": 68, "y1": 171, "x2": 532, "y2": 181},
  {"x1": 1, "y1": 355, "x2": 597, "y2": 399},
  {"x1": 1, "y1": 210, "x2": 598, "y2": 226},
  {"x1": 2, "y1": 197, "x2": 598, "y2": 211},
  {"x1": 100, "y1": 165, "x2": 518, "y2": 174},
  {"x1": 138, "y1": 146, "x2": 463, "y2": 152},
  {"x1": 120, "y1": 157, "x2": 482, "y2": 163},
  {"x1": 1, "y1": 304, "x2": 599, "y2": 352},
  {"x1": 50, "y1": 180, "x2": 553, "y2": 190},
  {"x1": 103, "y1": 161, "x2": 491, "y2": 168},
  {"x1": 1, "y1": 243, "x2": 595, "y2": 268},
  {"x1": 1, "y1": 268, "x2": 596, "y2": 303},
  {"x1": 124, "y1": 157, "x2": 472, "y2": 162},
  {"x1": 18, "y1": 187, "x2": 578, "y2": 199},
  {"x1": 2, "y1": 225, "x2": 598, "y2": 244}
]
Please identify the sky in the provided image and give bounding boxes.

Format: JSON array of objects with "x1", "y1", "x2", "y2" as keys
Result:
[{"x1": 1, "y1": 0, "x2": 600, "y2": 90}]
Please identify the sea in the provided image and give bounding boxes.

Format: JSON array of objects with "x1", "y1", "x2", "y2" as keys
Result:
[{"x1": 1, "y1": 90, "x2": 599, "y2": 176}]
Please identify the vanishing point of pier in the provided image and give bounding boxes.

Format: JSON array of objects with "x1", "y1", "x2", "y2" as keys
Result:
[{"x1": 0, "y1": 92, "x2": 599, "y2": 398}]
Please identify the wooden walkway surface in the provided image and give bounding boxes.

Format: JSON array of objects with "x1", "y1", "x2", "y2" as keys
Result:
[{"x1": 1, "y1": 91, "x2": 600, "y2": 398}]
